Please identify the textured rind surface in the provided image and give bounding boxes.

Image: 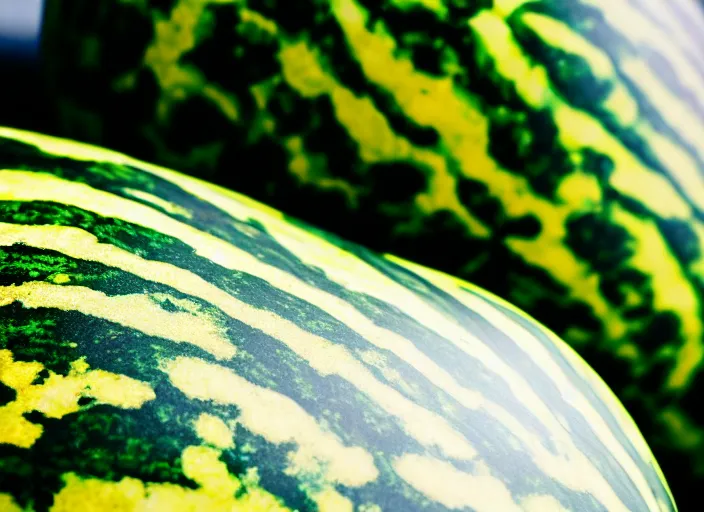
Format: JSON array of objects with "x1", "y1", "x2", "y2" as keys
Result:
[
  {"x1": 24, "y1": 0, "x2": 704, "y2": 502},
  {"x1": 0, "y1": 127, "x2": 676, "y2": 511}
]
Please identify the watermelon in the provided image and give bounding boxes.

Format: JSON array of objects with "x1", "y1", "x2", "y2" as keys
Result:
[
  {"x1": 0, "y1": 126, "x2": 677, "y2": 511},
  {"x1": 4, "y1": 0, "x2": 704, "y2": 503}
]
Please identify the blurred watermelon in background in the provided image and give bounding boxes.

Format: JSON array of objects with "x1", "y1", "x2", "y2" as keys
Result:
[{"x1": 1, "y1": 0, "x2": 704, "y2": 506}]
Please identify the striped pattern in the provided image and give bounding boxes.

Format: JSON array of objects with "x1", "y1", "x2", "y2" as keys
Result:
[
  {"x1": 0, "y1": 128, "x2": 675, "y2": 511},
  {"x1": 28, "y1": 0, "x2": 704, "y2": 502}
]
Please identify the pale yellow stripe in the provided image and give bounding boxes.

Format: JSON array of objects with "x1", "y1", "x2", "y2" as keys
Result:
[
  {"x1": 618, "y1": 58, "x2": 704, "y2": 205},
  {"x1": 471, "y1": 11, "x2": 552, "y2": 109},
  {"x1": 0, "y1": 220, "x2": 635, "y2": 511},
  {"x1": 166, "y1": 356, "x2": 378, "y2": 487},
  {"x1": 517, "y1": 6, "x2": 661, "y2": 212},
  {"x1": 122, "y1": 187, "x2": 193, "y2": 218},
  {"x1": 631, "y1": 0, "x2": 704, "y2": 60},
  {"x1": 278, "y1": 40, "x2": 490, "y2": 237},
  {"x1": 135, "y1": 148, "x2": 494, "y2": 351},
  {"x1": 602, "y1": 83, "x2": 639, "y2": 126},
  {"x1": 611, "y1": 206, "x2": 704, "y2": 390},
  {"x1": 520, "y1": 12, "x2": 614, "y2": 79},
  {"x1": 325, "y1": 0, "x2": 499, "y2": 190},
  {"x1": 582, "y1": 0, "x2": 704, "y2": 112},
  {"x1": 638, "y1": 124, "x2": 704, "y2": 215},
  {"x1": 393, "y1": 454, "x2": 521, "y2": 512},
  {"x1": 387, "y1": 255, "x2": 671, "y2": 512},
  {"x1": 450, "y1": 289, "x2": 661, "y2": 511},
  {"x1": 482, "y1": 277, "x2": 677, "y2": 509},
  {"x1": 519, "y1": 6, "x2": 704, "y2": 190},
  {"x1": 0, "y1": 217, "x2": 476, "y2": 461},
  {"x1": 471, "y1": 9, "x2": 696, "y2": 221},
  {"x1": 0, "y1": 127, "x2": 291, "y2": 227},
  {"x1": 521, "y1": 495, "x2": 569, "y2": 512},
  {"x1": 0, "y1": 281, "x2": 235, "y2": 359},
  {"x1": 1, "y1": 170, "x2": 481, "y2": 367}
]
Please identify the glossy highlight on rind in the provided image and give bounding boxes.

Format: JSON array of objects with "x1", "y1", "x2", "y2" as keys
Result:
[{"x1": 0, "y1": 127, "x2": 676, "y2": 511}]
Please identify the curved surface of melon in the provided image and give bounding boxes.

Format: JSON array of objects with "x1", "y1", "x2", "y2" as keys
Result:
[
  {"x1": 0, "y1": 127, "x2": 676, "y2": 511},
  {"x1": 18, "y1": 1, "x2": 704, "y2": 501}
]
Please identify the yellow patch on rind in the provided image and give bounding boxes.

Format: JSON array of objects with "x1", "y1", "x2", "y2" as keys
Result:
[
  {"x1": 165, "y1": 356, "x2": 379, "y2": 488},
  {"x1": 0, "y1": 350, "x2": 154, "y2": 449},
  {"x1": 194, "y1": 413, "x2": 235, "y2": 449}
]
